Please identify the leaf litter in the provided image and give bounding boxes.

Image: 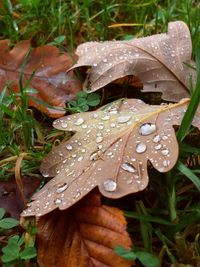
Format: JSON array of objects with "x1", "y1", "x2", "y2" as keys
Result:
[
  {"x1": 21, "y1": 97, "x2": 200, "y2": 217},
  {"x1": 0, "y1": 40, "x2": 82, "y2": 118}
]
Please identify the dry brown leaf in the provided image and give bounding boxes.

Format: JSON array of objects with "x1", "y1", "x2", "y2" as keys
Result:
[
  {"x1": 0, "y1": 176, "x2": 41, "y2": 219},
  {"x1": 0, "y1": 40, "x2": 81, "y2": 118},
  {"x1": 21, "y1": 97, "x2": 200, "y2": 217},
  {"x1": 36, "y1": 192, "x2": 133, "y2": 267},
  {"x1": 71, "y1": 21, "x2": 195, "y2": 102}
]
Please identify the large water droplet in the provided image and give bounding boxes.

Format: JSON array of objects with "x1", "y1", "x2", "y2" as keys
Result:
[
  {"x1": 56, "y1": 183, "x2": 68, "y2": 193},
  {"x1": 118, "y1": 115, "x2": 131, "y2": 123},
  {"x1": 136, "y1": 143, "x2": 147, "y2": 153},
  {"x1": 121, "y1": 162, "x2": 136, "y2": 173},
  {"x1": 103, "y1": 179, "x2": 117, "y2": 192},
  {"x1": 74, "y1": 118, "x2": 84, "y2": 126},
  {"x1": 139, "y1": 123, "x2": 156, "y2": 135}
]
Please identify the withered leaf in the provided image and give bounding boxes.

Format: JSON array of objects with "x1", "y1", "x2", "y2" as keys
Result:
[
  {"x1": 0, "y1": 176, "x2": 41, "y2": 219},
  {"x1": 36, "y1": 192, "x2": 133, "y2": 267},
  {"x1": 21, "y1": 97, "x2": 200, "y2": 217},
  {"x1": 0, "y1": 40, "x2": 81, "y2": 118},
  {"x1": 71, "y1": 21, "x2": 195, "y2": 102}
]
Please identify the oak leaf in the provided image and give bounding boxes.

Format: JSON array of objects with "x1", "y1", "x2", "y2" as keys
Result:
[
  {"x1": 36, "y1": 192, "x2": 133, "y2": 267},
  {"x1": 71, "y1": 21, "x2": 195, "y2": 102},
  {"x1": 0, "y1": 40, "x2": 81, "y2": 118},
  {"x1": 21, "y1": 98, "x2": 200, "y2": 217}
]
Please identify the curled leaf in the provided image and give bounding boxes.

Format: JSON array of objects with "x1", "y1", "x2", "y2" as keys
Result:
[
  {"x1": 36, "y1": 192, "x2": 133, "y2": 267},
  {"x1": 21, "y1": 98, "x2": 200, "y2": 217},
  {"x1": 71, "y1": 21, "x2": 195, "y2": 102},
  {"x1": 0, "y1": 40, "x2": 81, "y2": 117}
]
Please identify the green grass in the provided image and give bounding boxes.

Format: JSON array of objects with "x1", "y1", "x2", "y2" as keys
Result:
[{"x1": 0, "y1": 0, "x2": 200, "y2": 266}]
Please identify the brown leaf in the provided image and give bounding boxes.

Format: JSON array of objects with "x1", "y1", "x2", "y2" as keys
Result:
[
  {"x1": 71, "y1": 21, "x2": 195, "y2": 102},
  {"x1": 0, "y1": 176, "x2": 41, "y2": 219},
  {"x1": 0, "y1": 40, "x2": 82, "y2": 118},
  {"x1": 36, "y1": 192, "x2": 133, "y2": 267},
  {"x1": 21, "y1": 98, "x2": 200, "y2": 217}
]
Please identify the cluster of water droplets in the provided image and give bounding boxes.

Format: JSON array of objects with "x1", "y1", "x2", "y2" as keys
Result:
[{"x1": 21, "y1": 99, "x2": 194, "y2": 217}]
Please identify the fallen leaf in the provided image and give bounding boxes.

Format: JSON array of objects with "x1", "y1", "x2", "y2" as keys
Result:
[
  {"x1": 0, "y1": 40, "x2": 82, "y2": 118},
  {"x1": 0, "y1": 176, "x2": 41, "y2": 219},
  {"x1": 21, "y1": 97, "x2": 200, "y2": 217},
  {"x1": 36, "y1": 192, "x2": 133, "y2": 267},
  {"x1": 71, "y1": 21, "x2": 195, "y2": 102}
]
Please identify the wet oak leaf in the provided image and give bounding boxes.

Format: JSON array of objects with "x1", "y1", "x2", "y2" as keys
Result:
[
  {"x1": 36, "y1": 192, "x2": 133, "y2": 267},
  {"x1": 71, "y1": 21, "x2": 195, "y2": 102},
  {"x1": 21, "y1": 98, "x2": 200, "y2": 217},
  {"x1": 0, "y1": 40, "x2": 81, "y2": 118}
]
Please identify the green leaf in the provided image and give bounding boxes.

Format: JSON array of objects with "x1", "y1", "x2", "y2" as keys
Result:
[
  {"x1": 177, "y1": 161, "x2": 200, "y2": 191},
  {"x1": 76, "y1": 91, "x2": 88, "y2": 98},
  {"x1": 79, "y1": 104, "x2": 89, "y2": 112},
  {"x1": 53, "y1": 35, "x2": 66, "y2": 44},
  {"x1": 20, "y1": 246, "x2": 37, "y2": 260},
  {"x1": 87, "y1": 93, "x2": 100, "y2": 107},
  {"x1": 114, "y1": 245, "x2": 137, "y2": 261},
  {"x1": 0, "y1": 208, "x2": 5, "y2": 220},
  {"x1": 0, "y1": 218, "x2": 19, "y2": 229},
  {"x1": 77, "y1": 97, "x2": 87, "y2": 105},
  {"x1": 136, "y1": 252, "x2": 160, "y2": 267}
]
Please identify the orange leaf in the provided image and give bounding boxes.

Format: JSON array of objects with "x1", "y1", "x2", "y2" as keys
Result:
[
  {"x1": 0, "y1": 40, "x2": 82, "y2": 118},
  {"x1": 36, "y1": 192, "x2": 133, "y2": 267}
]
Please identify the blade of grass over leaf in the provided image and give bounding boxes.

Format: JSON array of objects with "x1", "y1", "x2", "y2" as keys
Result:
[
  {"x1": 176, "y1": 161, "x2": 200, "y2": 191},
  {"x1": 177, "y1": 46, "x2": 200, "y2": 143}
]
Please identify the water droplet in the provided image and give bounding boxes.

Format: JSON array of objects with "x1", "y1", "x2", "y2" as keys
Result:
[
  {"x1": 93, "y1": 113, "x2": 98, "y2": 118},
  {"x1": 56, "y1": 183, "x2": 68, "y2": 193},
  {"x1": 43, "y1": 172, "x2": 49, "y2": 178},
  {"x1": 103, "y1": 179, "x2": 117, "y2": 192},
  {"x1": 136, "y1": 143, "x2": 147, "y2": 153},
  {"x1": 121, "y1": 162, "x2": 136, "y2": 173},
  {"x1": 110, "y1": 123, "x2": 116, "y2": 128},
  {"x1": 162, "y1": 149, "x2": 169, "y2": 156},
  {"x1": 74, "y1": 118, "x2": 84, "y2": 126},
  {"x1": 101, "y1": 115, "x2": 110, "y2": 121},
  {"x1": 139, "y1": 123, "x2": 156, "y2": 135},
  {"x1": 162, "y1": 135, "x2": 168, "y2": 140},
  {"x1": 118, "y1": 115, "x2": 131, "y2": 123},
  {"x1": 163, "y1": 160, "x2": 170, "y2": 167},
  {"x1": 155, "y1": 144, "x2": 162, "y2": 150},
  {"x1": 66, "y1": 144, "x2": 73, "y2": 150},
  {"x1": 103, "y1": 58, "x2": 108, "y2": 63},
  {"x1": 78, "y1": 156, "x2": 83, "y2": 162},
  {"x1": 96, "y1": 136, "x2": 103, "y2": 143},
  {"x1": 90, "y1": 152, "x2": 98, "y2": 161},
  {"x1": 61, "y1": 122, "x2": 68, "y2": 128},
  {"x1": 93, "y1": 63, "x2": 97, "y2": 67},
  {"x1": 153, "y1": 135, "x2": 161, "y2": 143},
  {"x1": 54, "y1": 198, "x2": 62, "y2": 205},
  {"x1": 98, "y1": 125, "x2": 104, "y2": 130}
]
